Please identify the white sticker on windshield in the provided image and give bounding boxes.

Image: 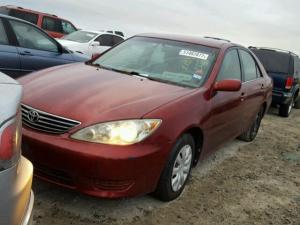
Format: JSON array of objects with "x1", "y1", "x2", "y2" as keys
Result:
[{"x1": 179, "y1": 50, "x2": 209, "y2": 60}]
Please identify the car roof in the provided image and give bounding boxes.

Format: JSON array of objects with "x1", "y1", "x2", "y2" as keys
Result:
[
  {"x1": 1, "y1": 5, "x2": 71, "y2": 21},
  {"x1": 136, "y1": 33, "x2": 239, "y2": 49}
]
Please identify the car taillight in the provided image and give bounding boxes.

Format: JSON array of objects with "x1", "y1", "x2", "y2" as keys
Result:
[
  {"x1": 285, "y1": 76, "x2": 294, "y2": 90},
  {"x1": 0, "y1": 113, "x2": 22, "y2": 170}
]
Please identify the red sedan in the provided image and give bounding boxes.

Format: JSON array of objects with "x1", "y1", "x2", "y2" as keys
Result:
[{"x1": 19, "y1": 34, "x2": 272, "y2": 201}]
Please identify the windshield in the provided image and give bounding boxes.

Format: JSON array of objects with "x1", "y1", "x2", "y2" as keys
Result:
[
  {"x1": 93, "y1": 37, "x2": 218, "y2": 88},
  {"x1": 63, "y1": 31, "x2": 98, "y2": 43}
]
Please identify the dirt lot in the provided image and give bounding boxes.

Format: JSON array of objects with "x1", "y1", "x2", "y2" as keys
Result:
[{"x1": 32, "y1": 107, "x2": 300, "y2": 225}]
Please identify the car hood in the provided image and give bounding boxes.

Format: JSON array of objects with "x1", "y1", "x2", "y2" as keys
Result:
[
  {"x1": 20, "y1": 64, "x2": 195, "y2": 125},
  {"x1": 56, "y1": 39, "x2": 85, "y2": 46}
]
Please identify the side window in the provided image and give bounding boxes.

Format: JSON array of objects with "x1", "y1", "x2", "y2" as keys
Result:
[
  {"x1": 9, "y1": 10, "x2": 38, "y2": 25},
  {"x1": 9, "y1": 20, "x2": 58, "y2": 52},
  {"x1": 0, "y1": 19, "x2": 8, "y2": 45},
  {"x1": 217, "y1": 49, "x2": 241, "y2": 81},
  {"x1": 61, "y1": 20, "x2": 76, "y2": 34},
  {"x1": 239, "y1": 50, "x2": 258, "y2": 81},
  {"x1": 96, "y1": 34, "x2": 114, "y2": 47},
  {"x1": 112, "y1": 36, "x2": 124, "y2": 46},
  {"x1": 42, "y1": 16, "x2": 63, "y2": 33}
]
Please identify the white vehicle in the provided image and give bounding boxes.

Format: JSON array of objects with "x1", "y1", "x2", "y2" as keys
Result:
[
  {"x1": 56, "y1": 30, "x2": 124, "y2": 57},
  {"x1": 0, "y1": 72, "x2": 34, "y2": 225}
]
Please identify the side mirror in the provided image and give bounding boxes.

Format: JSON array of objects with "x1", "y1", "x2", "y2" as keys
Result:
[
  {"x1": 91, "y1": 41, "x2": 100, "y2": 47},
  {"x1": 91, "y1": 53, "x2": 102, "y2": 60},
  {"x1": 213, "y1": 79, "x2": 241, "y2": 92}
]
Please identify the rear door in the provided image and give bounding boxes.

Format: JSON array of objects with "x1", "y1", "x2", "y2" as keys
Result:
[
  {"x1": 0, "y1": 18, "x2": 21, "y2": 77},
  {"x1": 238, "y1": 49, "x2": 265, "y2": 131},
  {"x1": 8, "y1": 19, "x2": 74, "y2": 74}
]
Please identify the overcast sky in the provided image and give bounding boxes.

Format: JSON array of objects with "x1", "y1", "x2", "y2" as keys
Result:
[{"x1": 1, "y1": 0, "x2": 299, "y2": 54}]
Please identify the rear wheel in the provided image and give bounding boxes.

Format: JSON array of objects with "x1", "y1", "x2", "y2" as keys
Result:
[
  {"x1": 153, "y1": 134, "x2": 195, "y2": 202},
  {"x1": 279, "y1": 99, "x2": 294, "y2": 117},
  {"x1": 238, "y1": 108, "x2": 263, "y2": 142},
  {"x1": 294, "y1": 97, "x2": 300, "y2": 109}
]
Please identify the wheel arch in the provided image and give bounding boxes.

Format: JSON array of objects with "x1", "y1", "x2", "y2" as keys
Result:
[{"x1": 182, "y1": 126, "x2": 204, "y2": 165}]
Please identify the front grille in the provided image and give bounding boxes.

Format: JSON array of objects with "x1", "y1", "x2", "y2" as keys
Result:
[{"x1": 21, "y1": 104, "x2": 81, "y2": 134}]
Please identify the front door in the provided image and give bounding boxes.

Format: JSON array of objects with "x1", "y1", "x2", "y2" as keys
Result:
[
  {"x1": 8, "y1": 19, "x2": 72, "y2": 74},
  {"x1": 204, "y1": 48, "x2": 245, "y2": 154}
]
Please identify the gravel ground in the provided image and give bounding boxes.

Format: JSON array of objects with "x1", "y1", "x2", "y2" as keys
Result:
[{"x1": 32, "y1": 107, "x2": 300, "y2": 225}]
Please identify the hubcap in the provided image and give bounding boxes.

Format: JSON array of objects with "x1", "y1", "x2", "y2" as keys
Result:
[{"x1": 171, "y1": 145, "x2": 193, "y2": 192}]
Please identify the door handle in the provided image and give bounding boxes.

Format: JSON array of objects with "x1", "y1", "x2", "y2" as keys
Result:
[
  {"x1": 240, "y1": 92, "x2": 245, "y2": 102},
  {"x1": 20, "y1": 51, "x2": 33, "y2": 56}
]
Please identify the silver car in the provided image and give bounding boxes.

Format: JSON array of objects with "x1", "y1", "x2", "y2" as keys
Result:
[{"x1": 0, "y1": 72, "x2": 34, "y2": 225}]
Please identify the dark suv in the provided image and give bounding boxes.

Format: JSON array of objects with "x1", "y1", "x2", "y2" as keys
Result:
[{"x1": 250, "y1": 47, "x2": 300, "y2": 117}]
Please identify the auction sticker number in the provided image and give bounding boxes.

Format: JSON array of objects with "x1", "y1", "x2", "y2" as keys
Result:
[{"x1": 179, "y1": 50, "x2": 209, "y2": 60}]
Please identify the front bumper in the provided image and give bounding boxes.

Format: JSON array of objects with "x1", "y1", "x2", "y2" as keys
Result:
[
  {"x1": 272, "y1": 90, "x2": 293, "y2": 105},
  {"x1": 22, "y1": 128, "x2": 172, "y2": 198},
  {"x1": 21, "y1": 191, "x2": 34, "y2": 225}
]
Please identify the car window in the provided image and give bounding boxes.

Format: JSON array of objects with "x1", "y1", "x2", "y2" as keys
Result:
[
  {"x1": 217, "y1": 49, "x2": 241, "y2": 81},
  {"x1": 9, "y1": 20, "x2": 59, "y2": 52},
  {"x1": 61, "y1": 20, "x2": 76, "y2": 34},
  {"x1": 96, "y1": 34, "x2": 114, "y2": 47},
  {"x1": 239, "y1": 50, "x2": 258, "y2": 81},
  {"x1": 42, "y1": 16, "x2": 63, "y2": 33},
  {"x1": 9, "y1": 9, "x2": 38, "y2": 25},
  {"x1": 0, "y1": 19, "x2": 8, "y2": 45},
  {"x1": 94, "y1": 36, "x2": 218, "y2": 88},
  {"x1": 113, "y1": 36, "x2": 124, "y2": 45}
]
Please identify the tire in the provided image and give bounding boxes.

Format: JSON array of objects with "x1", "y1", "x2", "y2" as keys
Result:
[
  {"x1": 238, "y1": 108, "x2": 263, "y2": 142},
  {"x1": 153, "y1": 134, "x2": 195, "y2": 202},
  {"x1": 279, "y1": 99, "x2": 293, "y2": 117},
  {"x1": 295, "y1": 98, "x2": 300, "y2": 109}
]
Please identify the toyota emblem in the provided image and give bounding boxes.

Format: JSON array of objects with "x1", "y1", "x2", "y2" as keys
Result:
[{"x1": 28, "y1": 110, "x2": 40, "y2": 123}]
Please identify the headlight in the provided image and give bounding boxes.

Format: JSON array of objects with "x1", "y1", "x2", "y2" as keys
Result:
[{"x1": 71, "y1": 119, "x2": 162, "y2": 145}]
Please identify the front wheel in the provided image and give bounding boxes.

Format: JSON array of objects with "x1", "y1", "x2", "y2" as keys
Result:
[
  {"x1": 153, "y1": 134, "x2": 195, "y2": 202},
  {"x1": 238, "y1": 108, "x2": 263, "y2": 142}
]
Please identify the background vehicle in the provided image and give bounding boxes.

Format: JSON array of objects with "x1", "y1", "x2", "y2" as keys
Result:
[
  {"x1": 19, "y1": 34, "x2": 272, "y2": 201},
  {"x1": 0, "y1": 5, "x2": 77, "y2": 38},
  {"x1": 0, "y1": 72, "x2": 34, "y2": 225},
  {"x1": 250, "y1": 47, "x2": 300, "y2": 117},
  {"x1": 57, "y1": 29, "x2": 125, "y2": 57},
  {"x1": 0, "y1": 14, "x2": 88, "y2": 78}
]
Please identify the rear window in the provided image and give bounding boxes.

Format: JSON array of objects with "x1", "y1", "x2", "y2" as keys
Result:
[
  {"x1": 9, "y1": 9, "x2": 38, "y2": 25},
  {"x1": 252, "y1": 49, "x2": 293, "y2": 75}
]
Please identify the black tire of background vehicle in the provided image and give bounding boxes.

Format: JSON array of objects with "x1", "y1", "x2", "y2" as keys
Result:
[
  {"x1": 153, "y1": 134, "x2": 195, "y2": 202},
  {"x1": 294, "y1": 98, "x2": 300, "y2": 109},
  {"x1": 279, "y1": 99, "x2": 294, "y2": 117},
  {"x1": 238, "y1": 108, "x2": 263, "y2": 142}
]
